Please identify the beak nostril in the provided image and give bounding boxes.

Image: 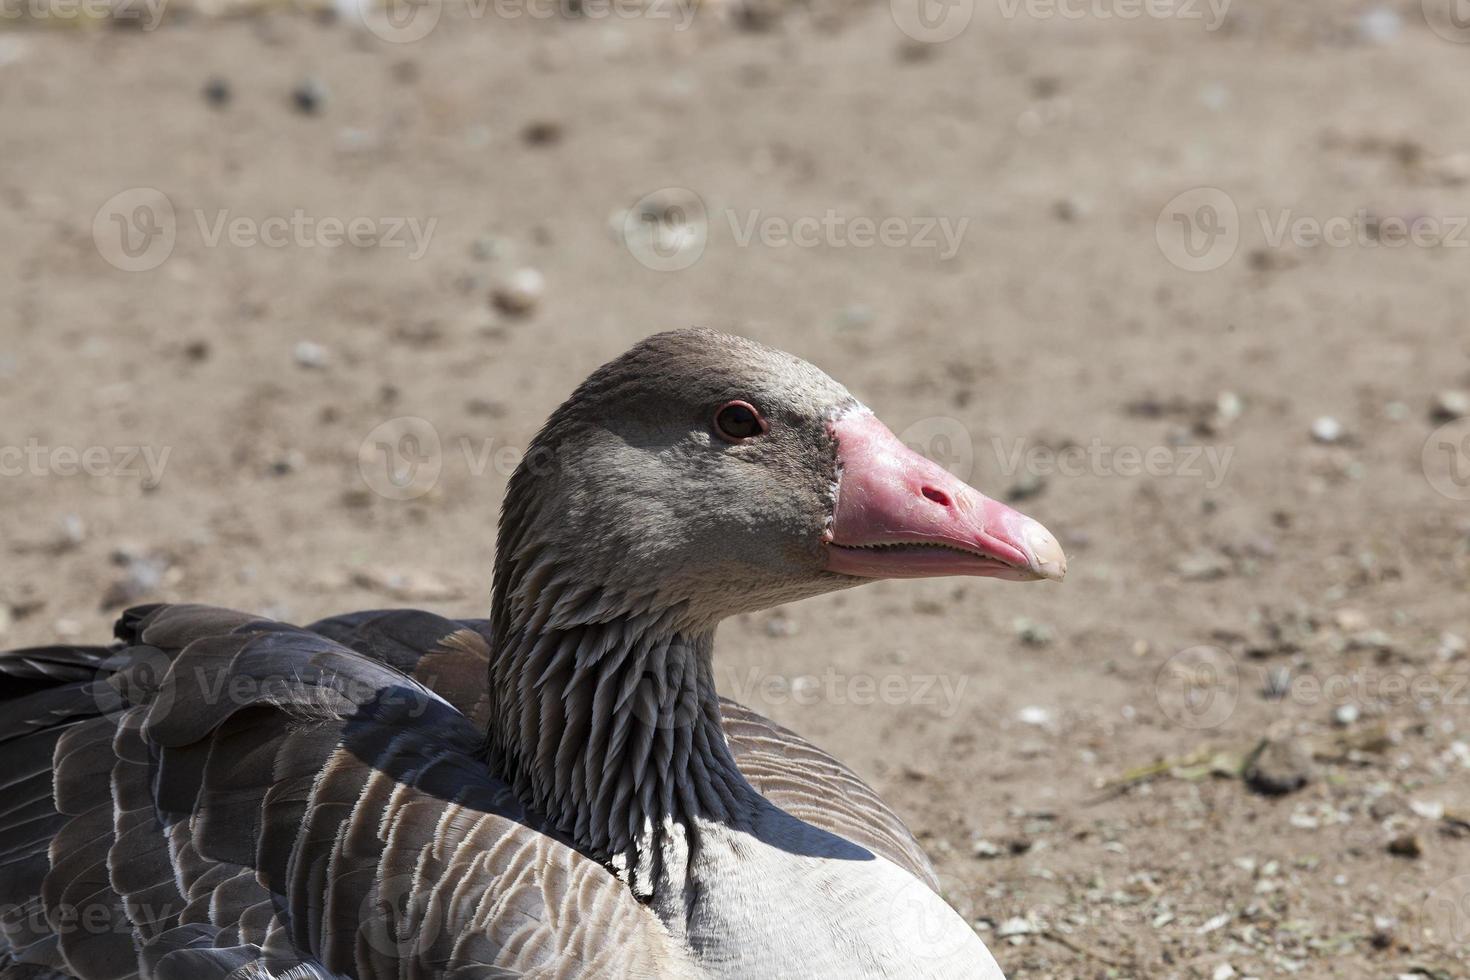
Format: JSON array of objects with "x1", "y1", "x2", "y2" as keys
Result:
[{"x1": 921, "y1": 486, "x2": 951, "y2": 507}]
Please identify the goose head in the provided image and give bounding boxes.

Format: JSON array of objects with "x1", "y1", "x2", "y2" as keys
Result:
[{"x1": 493, "y1": 329, "x2": 1065, "y2": 634}]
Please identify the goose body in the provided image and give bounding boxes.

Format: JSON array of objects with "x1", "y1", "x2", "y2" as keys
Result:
[{"x1": 0, "y1": 331, "x2": 1062, "y2": 979}]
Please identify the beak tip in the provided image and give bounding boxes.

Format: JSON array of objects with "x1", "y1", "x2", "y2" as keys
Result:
[{"x1": 1023, "y1": 521, "x2": 1068, "y2": 582}]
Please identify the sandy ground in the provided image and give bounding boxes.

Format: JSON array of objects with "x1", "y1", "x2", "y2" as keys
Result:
[{"x1": 3, "y1": 0, "x2": 1470, "y2": 976}]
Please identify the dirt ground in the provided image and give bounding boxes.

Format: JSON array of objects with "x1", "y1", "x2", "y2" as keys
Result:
[{"x1": 3, "y1": 0, "x2": 1470, "y2": 976}]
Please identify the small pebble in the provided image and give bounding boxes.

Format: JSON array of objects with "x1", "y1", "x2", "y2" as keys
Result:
[
  {"x1": 1017, "y1": 705, "x2": 1054, "y2": 727},
  {"x1": 1438, "y1": 632, "x2": 1467, "y2": 660},
  {"x1": 1310, "y1": 416, "x2": 1344, "y2": 444},
  {"x1": 1357, "y1": 6, "x2": 1401, "y2": 44},
  {"x1": 101, "y1": 552, "x2": 170, "y2": 609},
  {"x1": 294, "y1": 340, "x2": 330, "y2": 369},
  {"x1": 521, "y1": 120, "x2": 563, "y2": 146},
  {"x1": 0, "y1": 37, "x2": 27, "y2": 69},
  {"x1": 390, "y1": 59, "x2": 420, "y2": 85},
  {"x1": 492, "y1": 268, "x2": 545, "y2": 316},
  {"x1": 763, "y1": 615, "x2": 798, "y2": 638},
  {"x1": 270, "y1": 450, "x2": 306, "y2": 476},
  {"x1": 995, "y1": 917, "x2": 1035, "y2": 939},
  {"x1": 1426, "y1": 152, "x2": 1470, "y2": 186},
  {"x1": 1215, "y1": 390, "x2": 1243, "y2": 425},
  {"x1": 292, "y1": 77, "x2": 329, "y2": 115},
  {"x1": 1006, "y1": 473, "x2": 1047, "y2": 503},
  {"x1": 1199, "y1": 82, "x2": 1230, "y2": 111},
  {"x1": 1431, "y1": 390, "x2": 1470, "y2": 423},
  {"x1": 1387, "y1": 833, "x2": 1422, "y2": 859},
  {"x1": 470, "y1": 236, "x2": 501, "y2": 261},
  {"x1": 465, "y1": 398, "x2": 506, "y2": 418},
  {"x1": 58, "y1": 514, "x2": 87, "y2": 550},
  {"x1": 1212, "y1": 965, "x2": 1237, "y2": 980},
  {"x1": 1333, "y1": 703, "x2": 1360, "y2": 727},
  {"x1": 1013, "y1": 617, "x2": 1054, "y2": 648},
  {"x1": 835, "y1": 304, "x2": 874, "y2": 331},
  {"x1": 1409, "y1": 799, "x2": 1444, "y2": 820},
  {"x1": 203, "y1": 77, "x2": 231, "y2": 108},
  {"x1": 1243, "y1": 738, "x2": 1313, "y2": 796},
  {"x1": 1052, "y1": 197, "x2": 1088, "y2": 222},
  {"x1": 895, "y1": 38, "x2": 937, "y2": 63},
  {"x1": 972, "y1": 839, "x2": 1003, "y2": 859},
  {"x1": 1176, "y1": 551, "x2": 1231, "y2": 582}
]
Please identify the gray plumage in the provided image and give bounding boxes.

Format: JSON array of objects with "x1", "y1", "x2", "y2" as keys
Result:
[{"x1": 0, "y1": 330, "x2": 1006, "y2": 979}]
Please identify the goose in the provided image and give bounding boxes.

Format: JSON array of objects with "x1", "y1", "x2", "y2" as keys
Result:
[{"x1": 0, "y1": 329, "x2": 1066, "y2": 980}]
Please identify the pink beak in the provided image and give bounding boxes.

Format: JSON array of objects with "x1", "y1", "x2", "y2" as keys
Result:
[{"x1": 824, "y1": 411, "x2": 1066, "y2": 582}]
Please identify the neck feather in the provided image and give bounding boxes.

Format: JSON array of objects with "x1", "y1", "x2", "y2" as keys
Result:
[{"x1": 484, "y1": 575, "x2": 757, "y2": 899}]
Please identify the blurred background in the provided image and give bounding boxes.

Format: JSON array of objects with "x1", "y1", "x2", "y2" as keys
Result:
[{"x1": 3, "y1": 0, "x2": 1470, "y2": 974}]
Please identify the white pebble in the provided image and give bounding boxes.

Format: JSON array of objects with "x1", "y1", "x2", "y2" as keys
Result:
[
  {"x1": 1432, "y1": 390, "x2": 1470, "y2": 421},
  {"x1": 1310, "y1": 416, "x2": 1344, "y2": 444},
  {"x1": 493, "y1": 268, "x2": 545, "y2": 315},
  {"x1": 294, "y1": 340, "x2": 330, "y2": 369},
  {"x1": 1017, "y1": 706, "x2": 1053, "y2": 727},
  {"x1": 995, "y1": 917, "x2": 1035, "y2": 938},
  {"x1": 1358, "y1": 6, "x2": 1401, "y2": 44}
]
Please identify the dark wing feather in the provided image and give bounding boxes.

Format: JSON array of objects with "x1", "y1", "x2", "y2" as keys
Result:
[{"x1": 0, "y1": 606, "x2": 684, "y2": 980}]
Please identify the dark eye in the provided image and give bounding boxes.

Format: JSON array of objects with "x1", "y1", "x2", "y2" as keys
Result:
[{"x1": 713, "y1": 401, "x2": 768, "y2": 442}]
